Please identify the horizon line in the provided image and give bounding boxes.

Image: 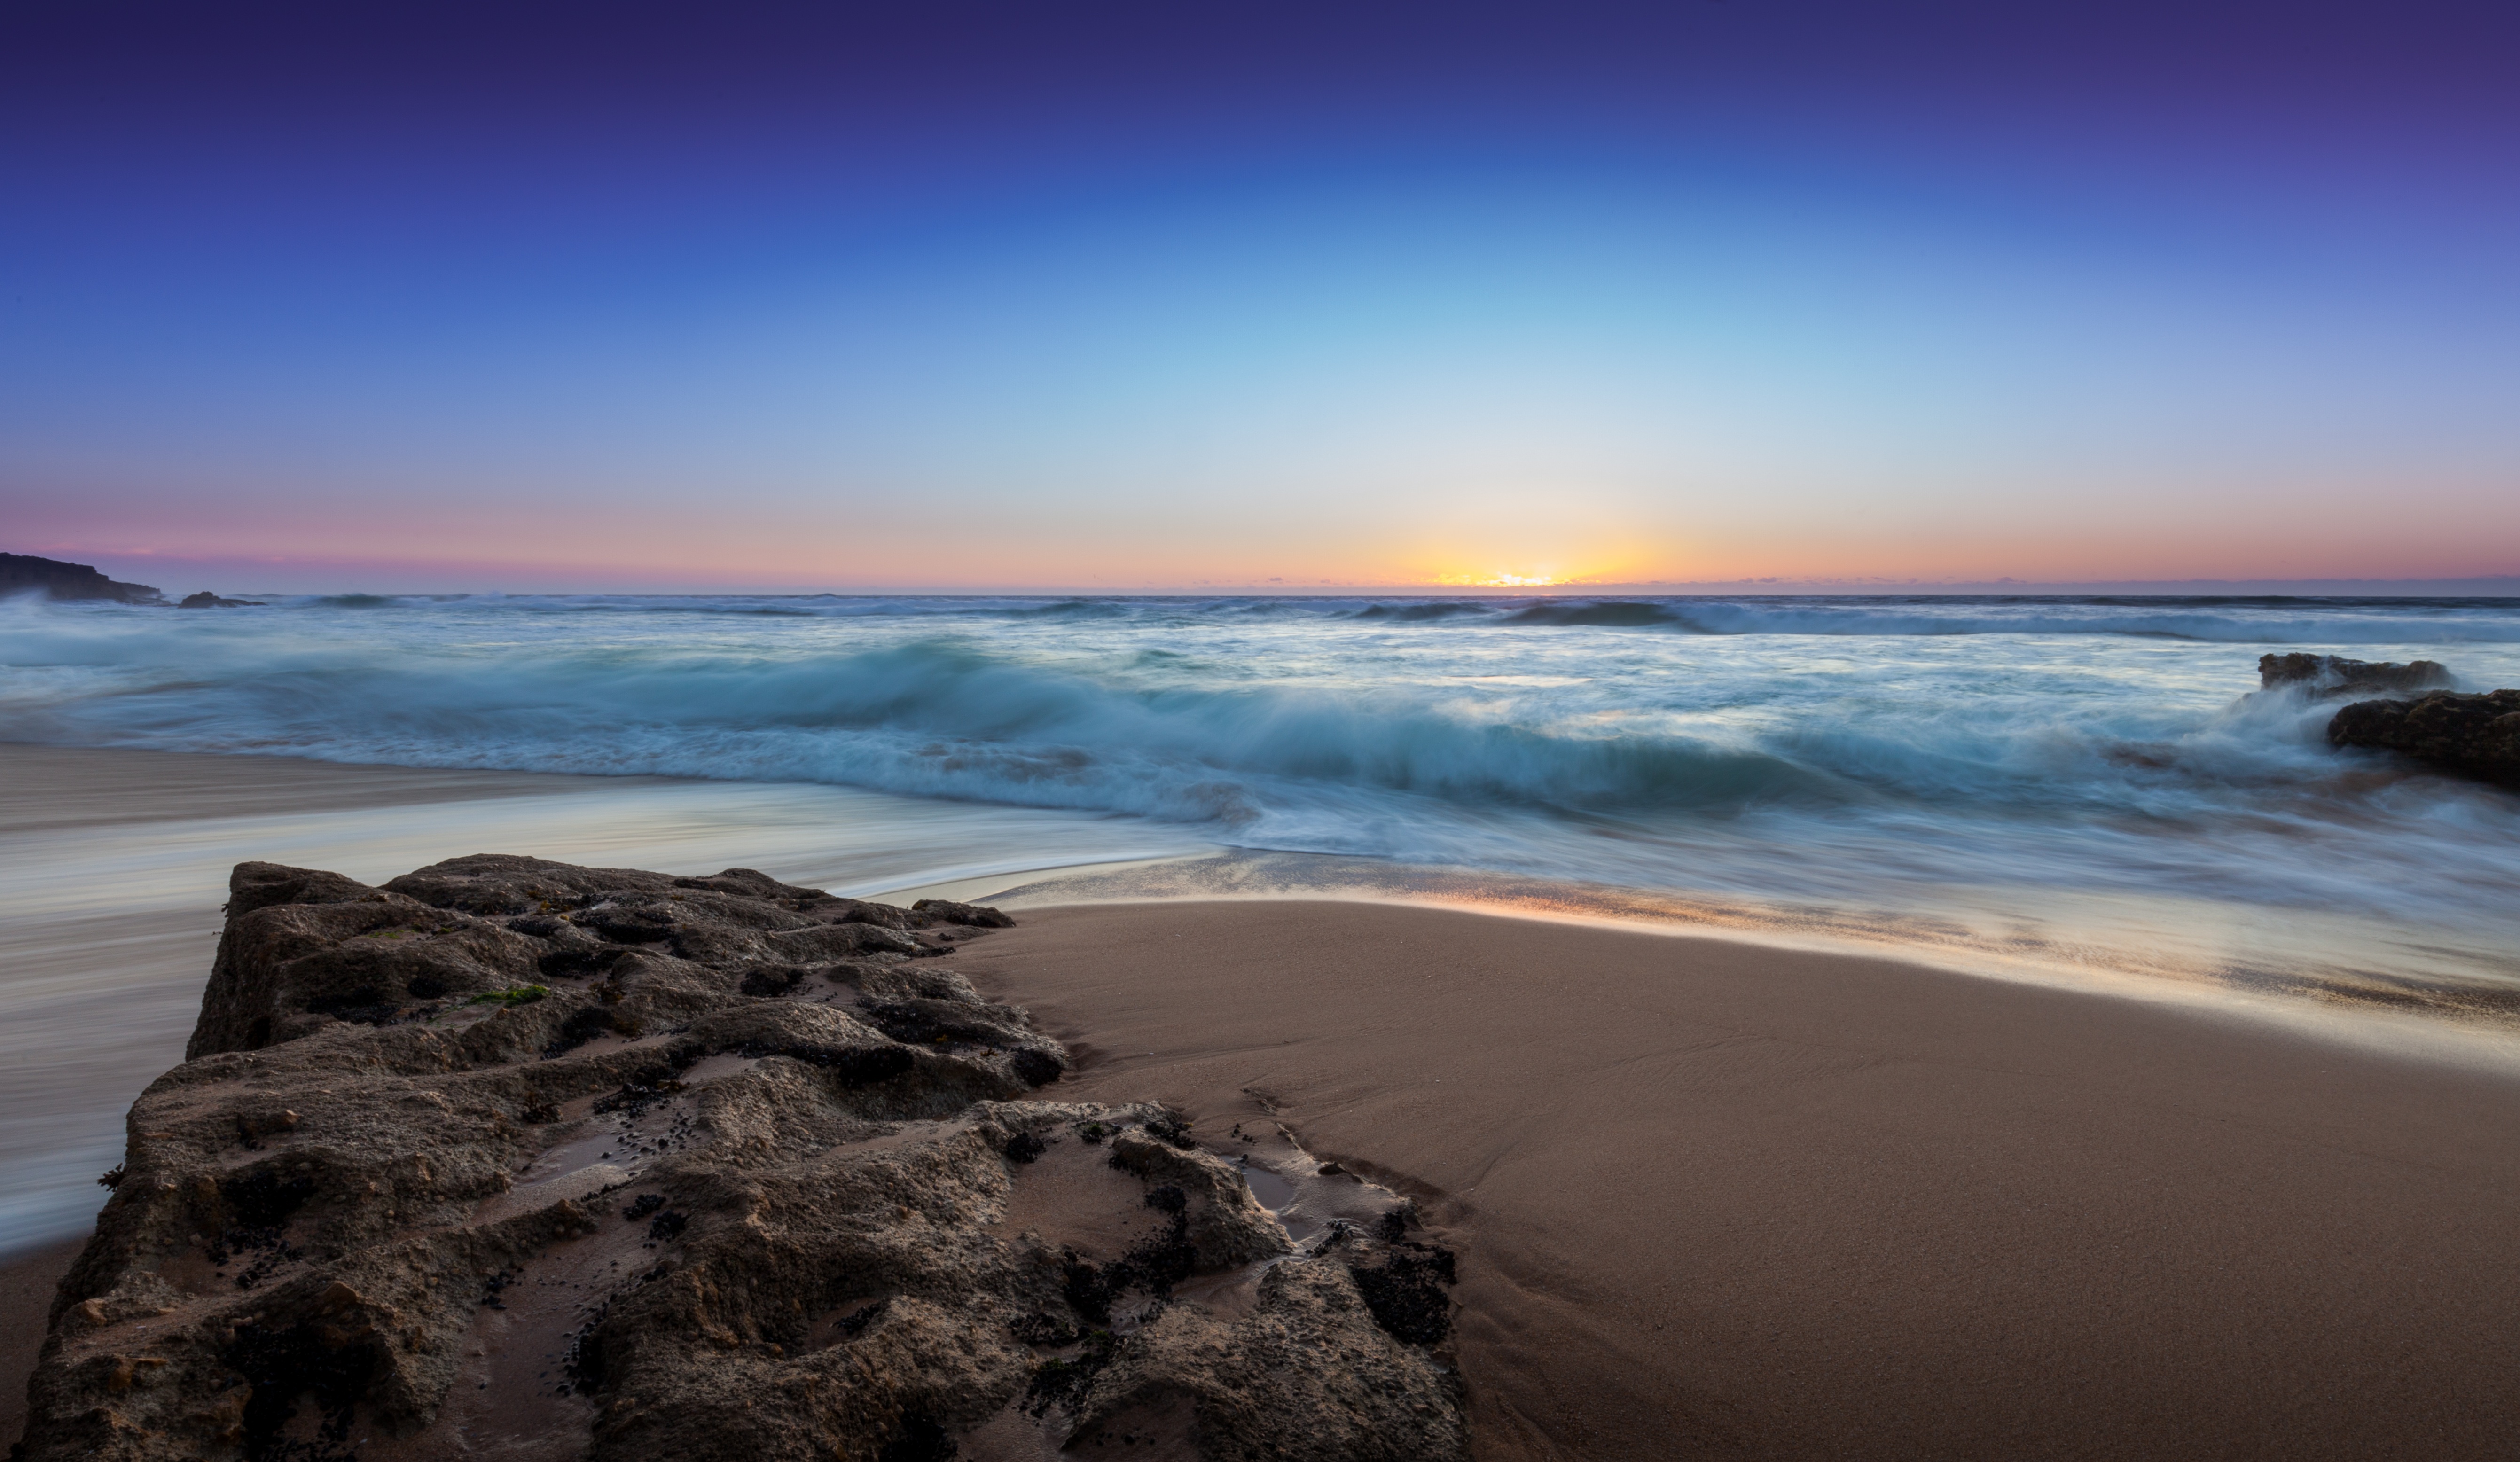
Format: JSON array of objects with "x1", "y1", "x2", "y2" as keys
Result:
[
  {"x1": 45, "y1": 579, "x2": 2520, "y2": 600},
  {"x1": 17, "y1": 549, "x2": 2520, "y2": 598}
]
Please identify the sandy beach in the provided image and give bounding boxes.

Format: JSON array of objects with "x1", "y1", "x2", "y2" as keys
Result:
[
  {"x1": 0, "y1": 1240, "x2": 79, "y2": 1451},
  {"x1": 961, "y1": 902, "x2": 2520, "y2": 1460},
  {"x1": 8, "y1": 747, "x2": 2520, "y2": 1457}
]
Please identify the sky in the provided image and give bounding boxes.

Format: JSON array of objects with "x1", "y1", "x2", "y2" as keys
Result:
[{"x1": 3, "y1": 0, "x2": 2516, "y2": 594}]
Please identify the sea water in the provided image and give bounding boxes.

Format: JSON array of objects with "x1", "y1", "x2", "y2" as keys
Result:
[
  {"x1": 7, "y1": 591, "x2": 2519, "y2": 994},
  {"x1": 4, "y1": 591, "x2": 2519, "y2": 1247}
]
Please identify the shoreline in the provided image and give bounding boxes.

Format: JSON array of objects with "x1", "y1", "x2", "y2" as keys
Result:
[
  {"x1": 7, "y1": 900, "x2": 2518, "y2": 1456},
  {"x1": 13, "y1": 742, "x2": 2519, "y2": 1048},
  {"x1": 0, "y1": 742, "x2": 1202, "y2": 1251},
  {"x1": 970, "y1": 849, "x2": 2520, "y2": 1038},
  {"x1": 9, "y1": 747, "x2": 2520, "y2": 1454},
  {"x1": 961, "y1": 900, "x2": 2520, "y2": 1459}
]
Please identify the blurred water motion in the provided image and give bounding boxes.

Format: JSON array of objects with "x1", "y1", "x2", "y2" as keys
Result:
[{"x1": 0, "y1": 748, "x2": 1201, "y2": 1250}]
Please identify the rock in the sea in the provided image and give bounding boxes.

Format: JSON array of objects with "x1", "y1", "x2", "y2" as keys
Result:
[
  {"x1": 2258, "y1": 652, "x2": 2452, "y2": 697},
  {"x1": 19, "y1": 855, "x2": 1466, "y2": 1462},
  {"x1": 0, "y1": 551, "x2": 163, "y2": 604},
  {"x1": 179, "y1": 592, "x2": 266, "y2": 608},
  {"x1": 2329, "y1": 689, "x2": 2520, "y2": 786}
]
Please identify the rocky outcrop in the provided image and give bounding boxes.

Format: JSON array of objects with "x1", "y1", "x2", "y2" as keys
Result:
[
  {"x1": 18, "y1": 856, "x2": 1467, "y2": 1462},
  {"x1": 2330, "y1": 689, "x2": 2520, "y2": 786},
  {"x1": 0, "y1": 553, "x2": 163, "y2": 604},
  {"x1": 180, "y1": 593, "x2": 266, "y2": 608},
  {"x1": 2259, "y1": 652, "x2": 2452, "y2": 697},
  {"x1": 909, "y1": 898, "x2": 1016, "y2": 929}
]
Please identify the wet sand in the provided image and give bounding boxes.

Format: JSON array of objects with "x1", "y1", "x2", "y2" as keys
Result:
[
  {"x1": 960, "y1": 901, "x2": 2520, "y2": 1461},
  {"x1": 0, "y1": 743, "x2": 1196, "y2": 1250},
  {"x1": 0, "y1": 747, "x2": 619, "y2": 1251},
  {"x1": 12, "y1": 745, "x2": 2520, "y2": 1457},
  {"x1": 0, "y1": 750, "x2": 645, "y2": 1446},
  {"x1": 0, "y1": 1240, "x2": 80, "y2": 1450}
]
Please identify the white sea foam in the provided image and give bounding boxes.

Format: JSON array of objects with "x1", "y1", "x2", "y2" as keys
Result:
[{"x1": 4, "y1": 592, "x2": 2518, "y2": 992}]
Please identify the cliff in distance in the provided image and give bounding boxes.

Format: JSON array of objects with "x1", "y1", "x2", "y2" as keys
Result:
[{"x1": 0, "y1": 553, "x2": 164, "y2": 604}]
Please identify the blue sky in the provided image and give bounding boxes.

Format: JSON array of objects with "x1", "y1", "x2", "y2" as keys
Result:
[{"x1": 4, "y1": 0, "x2": 2515, "y2": 591}]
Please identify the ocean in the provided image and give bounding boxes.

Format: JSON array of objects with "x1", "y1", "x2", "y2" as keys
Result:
[
  {"x1": 5, "y1": 589, "x2": 2520, "y2": 1247},
  {"x1": 8, "y1": 590, "x2": 2518, "y2": 1000}
]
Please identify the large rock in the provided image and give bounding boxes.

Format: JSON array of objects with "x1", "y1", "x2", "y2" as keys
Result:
[
  {"x1": 179, "y1": 592, "x2": 266, "y2": 608},
  {"x1": 2259, "y1": 652, "x2": 2452, "y2": 697},
  {"x1": 0, "y1": 552, "x2": 162, "y2": 604},
  {"x1": 2329, "y1": 689, "x2": 2520, "y2": 786},
  {"x1": 17, "y1": 856, "x2": 1467, "y2": 1462}
]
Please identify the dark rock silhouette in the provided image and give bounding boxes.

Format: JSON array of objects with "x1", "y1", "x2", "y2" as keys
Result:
[
  {"x1": 179, "y1": 591, "x2": 266, "y2": 608},
  {"x1": 2330, "y1": 690, "x2": 2520, "y2": 786},
  {"x1": 2259, "y1": 653, "x2": 2452, "y2": 698},
  {"x1": 0, "y1": 552, "x2": 162, "y2": 603}
]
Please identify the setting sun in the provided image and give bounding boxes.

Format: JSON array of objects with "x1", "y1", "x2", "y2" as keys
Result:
[{"x1": 1436, "y1": 571, "x2": 1564, "y2": 587}]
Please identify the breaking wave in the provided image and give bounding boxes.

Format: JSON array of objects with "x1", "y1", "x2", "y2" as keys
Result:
[
  {"x1": 1351, "y1": 602, "x2": 1493, "y2": 622},
  {"x1": 87, "y1": 591, "x2": 2520, "y2": 644},
  {"x1": 4, "y1": 591, "x2": 2518, "y2": 960}
]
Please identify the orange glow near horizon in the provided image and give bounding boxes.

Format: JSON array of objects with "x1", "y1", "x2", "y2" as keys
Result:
[
  {"x1": 18, "y1": 482, "x2": 2520, "y2": 595},
  {"x1": 1433, "y1": 571, "x2": 1566, "y2": 587}
]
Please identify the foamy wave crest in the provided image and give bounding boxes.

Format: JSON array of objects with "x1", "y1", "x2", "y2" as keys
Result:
[
  {"x1": 0, "y1": 639, "x2": 2412, "y2": 856},
  {"x1": 110, "y1": 591, "x2": 2520, "y2": 644},
  {"x1": 8, "y1": 592, "x2": 2520, "y2": 1008},
  {"x1": 6, "y1": 591, "x2": 2517, "y2": 928},
  {"x1": 1351, "y1": 602, "x2": 1496, "y2": 622},
  {"x1": 0, "y1": 627, "x2": 1840, "y2": 830}
]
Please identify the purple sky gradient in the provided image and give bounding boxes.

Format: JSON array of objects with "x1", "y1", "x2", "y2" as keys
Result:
[{"x1": 5, "y1": 0, "x2": 2515, "y2": 591}]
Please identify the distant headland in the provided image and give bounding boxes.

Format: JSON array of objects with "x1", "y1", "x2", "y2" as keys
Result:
[
  {"x1": 0, "y1": 553, "x2": 163, "y2": 603},
  {"x1": 0, "y1": 554, "x2": 258, "y2": 607}
]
